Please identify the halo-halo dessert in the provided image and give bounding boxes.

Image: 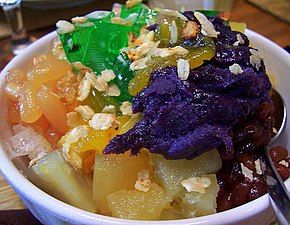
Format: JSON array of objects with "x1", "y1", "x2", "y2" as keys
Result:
[{"x1": 3, "y1": 0, "x2": 289, "y2": 221}]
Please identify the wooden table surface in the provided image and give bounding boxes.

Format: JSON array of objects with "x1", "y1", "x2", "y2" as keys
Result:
[{"x1": 0, "y1": 0, "x2": 289, "y2": 221}]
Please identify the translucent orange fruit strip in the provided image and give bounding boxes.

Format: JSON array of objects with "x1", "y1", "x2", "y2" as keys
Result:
[
  {"x1": 19, "y1": 81, "x2": 43, "y2": 123},
  {"x1": 37, "y1": 86, "x2": 68, "y2": 134}
]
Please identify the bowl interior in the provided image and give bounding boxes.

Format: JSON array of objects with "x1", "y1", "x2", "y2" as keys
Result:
[{"x1": 0, "y1": 29, "x2": 289, "y2": 225}]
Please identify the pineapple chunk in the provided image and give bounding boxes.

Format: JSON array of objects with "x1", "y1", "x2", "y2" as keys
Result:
[
  {"x1": 93, "y1": 150, "x2": 150, "y2": 214},
  {"x1": 25, "y1": 151, "x2": 97, "y2": 212},
  {"x1": 174, "y1": 174, "x2": 219, "y2": 217},
  {"x1": 107, "y1": 183, "x2": 170, "y2": 220},
  {"x1": 159, "y1": 207, "x2": 185, "y2": 220},
  {"x1": 151, "y1": 149, "x2": 221, "y2": 198}
]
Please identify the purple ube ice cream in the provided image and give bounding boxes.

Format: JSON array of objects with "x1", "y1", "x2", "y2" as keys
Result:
[{"x1": 104, "y1": 13, "x2": 271, "y2": 160}]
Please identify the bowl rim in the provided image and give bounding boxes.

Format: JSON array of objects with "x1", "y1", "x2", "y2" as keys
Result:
[{"x1": 0, "y1": 29, "x2": 290, "y2": 225}]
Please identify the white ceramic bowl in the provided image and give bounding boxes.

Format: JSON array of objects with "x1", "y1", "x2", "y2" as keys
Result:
[{"x1": 0, "y1": 29, "x2": 289, "y2": 225}]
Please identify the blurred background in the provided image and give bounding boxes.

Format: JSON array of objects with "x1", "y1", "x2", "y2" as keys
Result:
[{"x1": 0, "y1": 0, "x2": 290, "y2": 69}]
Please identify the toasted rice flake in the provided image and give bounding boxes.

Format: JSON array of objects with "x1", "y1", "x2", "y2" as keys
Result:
[
  {"x1": 106, "y1": 84, "x2": 121, "y2": 97},
  {"x1": 154, "y1": 46, "x2": 189, "y2": 58},
  {"x1": 279, "y1": 160, "x2": 289, "y2": 167},
  {"x1": 75, "y1": 105, "x2": 95, "y2": 120},
  {"x1": 249, "y1": 49, "x2": 262, "y2": 70},
  {"x1": 177, "y1": 59, "x2": 190, "y2": 80},
  {"x1": 66, "y1": 111, "x2": 79, "y2": 128},
  {"x1": 71, "y1": 16, "x2": 87, "y2": 24},
  {"x1": 229, "y1": 63, "x2": 243, "y2": 75},
  {"x1": 120, "y1": 101, "x2": 133, "y2": 116},
  {"x1": 170, "y1": 20, "x2": 178, "y2": 44},
  {"x1": 77, "y1": 77, "x2": 91, "y2": 101},
  {"x1": 100, "y1": 69, "x2": 116, "y2": 82},
  {"x1": 160, "y1": 9, "x2": 188, "y2": 21},
  {"x1": 181, "y1": 176, "x2": 211, "y2": 194},
  {"x1": 240, "y1": 163, "x2": 254, "y2": 181},
  {"x1": 102, "y1": 105, "x2": 117, "y2": 114},
  {"x1": 194, "y1": 12, "x2": 219, "y2": 38},
  {"x1": 89, "y1": 113, "x2": 116, "y2": 130},
  {"x1": 233, "y1": 34, "x2": 245, "y2": 46},
  {"x1": 135, "y1": 169, "x2": 151, "y2": 192},
  {"x1": 126, "y1": 0, "x2": 142, "y2": 8},
  {"x1": 254, "y1": 159, "x2": 263, "y2": 175},
  {"x1": 56, "y1": 20, "x2": 75, "y2": 34}
]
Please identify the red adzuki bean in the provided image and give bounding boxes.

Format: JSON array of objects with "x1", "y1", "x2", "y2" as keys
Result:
[{"x1": 269, "y1": 146, "x2": 288, "y2": 162}]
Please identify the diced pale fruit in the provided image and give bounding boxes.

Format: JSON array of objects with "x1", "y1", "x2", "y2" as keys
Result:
[
  {"x1": 173, "y1": 174, "x2": 219, "y2": 218},
  {"x1": 107, "y1": 183, "x2": 170, "y2": 220},
  {"x1": 19, "y1": 81, "x2": 42, "y2": 123},
  {"x1": 159, "y1": 207, "x2": 185, "y2": 220},
  {"x1": 25, "y1": 151, "x2": 97, "y2": 212},
  {"x1": 93, "y1": 151, "x2": 150, "y2": 214},
  {"x1": 151, "y1": 149, "x2": 221, "y2": 198},
  {"x1": 37, "y1": 86, "x2": 68, "y2": 134}
]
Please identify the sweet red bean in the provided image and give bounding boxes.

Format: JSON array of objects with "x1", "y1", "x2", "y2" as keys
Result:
[
  {"x1": 256, "y1": 102, "x2": 274, "y2": 121},
  {"x1": 247, "y1": 182, "x2": 267, "y2": 201},
  {"x1": 274, "y1": 163, "x2": 289, "y2": 181},
  {"x1": 237, "y1": 154, "x2": 255, "y2": 170},
  {"x1": 217, "y1": 190, "x2": 233, "y2": 212},
  {"x1": 231, "y1": 180, "x2": 252, "y2": 206},
  {"x1": 269, "y1": 146, "x2": 288, "y2": 162}
]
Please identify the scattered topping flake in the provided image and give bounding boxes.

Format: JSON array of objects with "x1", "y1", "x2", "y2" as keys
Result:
[
  {"x1": 181, "y1": 176, "x2": 211, "y2": 194},
  {"x1": 72, "y1": 61, "x2": 91, "y2": 71},
  {"x1": 67, "y1": 111, "x2": 79, "y2": 128},
  {"x1": 120, "y1": 101, "x2": 133, "y2": 116},
  {"x1": 10, "y1": 125, "x2": 52, "y2": 165},
  {"x1": 52, "y1": 40, "x2": 66, "y2": 60},
  {"x1": 170, "y1": 20, "x2": 178, "y2": 44},
  {"x1": 77, "y1": 76, "x2": 91, "y2": 101},
  {"x1": 64, "y1": 125, "x2": 89, "y2": 143},
  {"x1": 249, "y1": 49, "x2": 262, "y2": 70},
  {"x1": 229, "y1": 63, "x2": 243, "y2": 75},
  {"x1": 135, "y1": 169, "x2": 151, "y2": 192},
  {"x1": 89, "y1": 113, "x2": 116, "y2": 130},
  {"x1": 71, "y1": 16, "x2": 87, "y2": 24},
  {"x1": 86, "y1": 72, "x2": 108, "y2": 92},
  {"x1": 254, "y1": 159, "x2": 263, "y2": 175},
  {"x1": 100, "y1": 69, "x2": 116, "y2": 82},
  {"x1": 194, "y1": 12, "x2": 220, "y2": 38},
  {"x1": 219, "y1": 11, "x2": 231, "y2": 21},
  {"x1": 126, "y1": 0, "x2": 142, "y2": 8},
  {"x1": 106, "y1": 84, "x2": 121, "y2": 97},
  {"x1": 111, "y1": 17, "x2": 132, "y2": 26},
  {"x1": 160, "y1": 9, "x2": 188, "y2": 21},
  {"x1": 74, "y1": 105, "x2": 95, "y2": 120},
  {"x1": 272, "y1": 127, "x2": 278, "y2": 134},
  {"x1": 240, "y1": 163, "x2": 254, "y2": 181},
  {"x1": 144, "y1": 30, "x2": 155, "y2": 43},
  {"x1": 154, "y1": 46, "x2": 189, "y2": 58},
  {"x1": 128, "y1": 41, "x2": 157, "y2": 61},
  {"x1": 181, "y1": 21, "x2": 200, "y2": 39},
  {"x1": 279, "y1": 160, "x2": 289, "y2": 168},
  {"x1": 177, "y1": 59, "x2": 190, "y2": 80},
  {"x1": 56, "y1": 20, "x2": 75, "y2": 34},
  {"x1": 102, "y1": 105, "x2": 117, "y2": 114},
  {"x1": 233, "y1": 34, "x2": 245, "y2": 46}
]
